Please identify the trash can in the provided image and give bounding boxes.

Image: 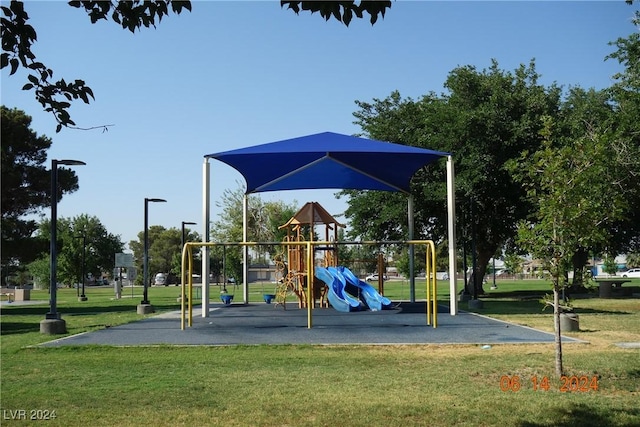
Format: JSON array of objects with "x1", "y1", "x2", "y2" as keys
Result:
[{"x1": 560, "y1": 312, "x2": 579, "y2": 332}]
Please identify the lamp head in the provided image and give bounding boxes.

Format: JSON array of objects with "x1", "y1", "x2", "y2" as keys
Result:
[{"x1": 55, "y1": 159, "x2": 86, "y2": 166}]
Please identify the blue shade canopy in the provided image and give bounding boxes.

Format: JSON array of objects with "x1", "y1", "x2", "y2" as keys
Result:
[{"x1": 205, "y1": 132, "x2": 449, "y2": 194}]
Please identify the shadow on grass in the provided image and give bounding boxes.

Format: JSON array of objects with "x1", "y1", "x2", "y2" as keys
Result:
[
  {"x1": 0, "y1": 321, "x2": 41, "y2": 334},
  {"x1": 518, "y1": 402, "x2": 640, "y2": 426},
  {"x1": 468, "y1": 300, "x2": 635, "y2": 316},
  {"x1": 0, "y1": 303, "x2": 181, "y2": 316},
  {"x1": 627, "y1": 368, "x2": 640, "y2": 378},
  {"x1": 482, "y1": 289, "x2": 550, "y2": 299},
  {"x1": 0, "y1": 302, "x2": 182, "y2": 336}
]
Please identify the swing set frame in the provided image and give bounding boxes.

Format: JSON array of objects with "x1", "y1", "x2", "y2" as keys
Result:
[{"x1": 180, "y1": 240, "x2": 438, "y2": 330}]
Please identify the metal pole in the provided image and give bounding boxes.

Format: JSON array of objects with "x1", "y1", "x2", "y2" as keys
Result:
[
  {"x1": 47, "y1": 160, "x2": 59, "y2": 319},
  {"x1": 471, "y1": 198, "x2": 478, "y2": 300},
  {"x1": 141, "y1": 197, "x2": 166, "y2": 308},
  {"x1": 76, "y1": 235, "x2": 80, "y2": 298},
  {"x1": 243, "y1": 194, "x2": 249, "y2": 304},
  {"x1": 80, "y1": 234, "x2": 87, "y2": 300},
  {"x1": 181, "y1": 221, "x2": 196, "y2": 253},
  {"x1": 446, "y1": 156, "x2": 458, "y2": 315},
  {"x1": 492, "y1": 257, "x2": 497, "y2": 289},
  {"x1": 143, "y1": 198, "x2": 150, "y2": 305},
  {"x1": 42, "y1": 159, "x2": 85, "y2": 334},
  {"x1": 408, "y1": 194, "x2": 415, "y2": 303},
  {"x1": 201, "y1": 158, "x2": 210, "y2": 318}
]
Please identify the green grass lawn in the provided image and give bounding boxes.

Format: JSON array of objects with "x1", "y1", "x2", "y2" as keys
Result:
[{"x1": 1, "y1": 281, "x2": 639, "y2": 426}]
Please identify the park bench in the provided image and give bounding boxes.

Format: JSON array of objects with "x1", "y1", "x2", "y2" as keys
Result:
[
  {"x1": 595, "y1": 278, "x2": 632, "y2": 298},
  {"x1": 0, "y1": 287, "x2": 31, "y2": 302},
  {"x1": 1, "y1": 290, "x2": 14, "y2": 302}
]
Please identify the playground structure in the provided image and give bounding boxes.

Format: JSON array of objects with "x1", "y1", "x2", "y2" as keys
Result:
[
  {"x1": 180, "y1": 238, "x2": 438, "y2": 329},
  {"x1": 275, "y1": 202, "x2": 344, "y2": 309},
  {"x1": 315, "y1": 265, "x2": 392, "y2": 312}
]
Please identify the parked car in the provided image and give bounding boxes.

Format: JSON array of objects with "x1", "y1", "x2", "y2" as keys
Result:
[
  {"x1": 620, "y1": 268, "x2": 640, "y2": 278},
  {"x1": 154, "y1": 273, "x2": 167, "y2": 286},
  {"x1": 87, "y1": 278, "x2": 108, "y2": 286},
  {"x1": 365, "y1": 274, "x2": 387, "y2": 282}
]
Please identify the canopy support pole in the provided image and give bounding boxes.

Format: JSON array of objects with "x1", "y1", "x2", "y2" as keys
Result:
[
  {"x1": 408, "y1": 194, "x2": 415, "y2": 302},
  {"x1": 447, "y1": 155, "x2": 458, "y2": 315},
  {"x1": 201, "y1": 158, "x2": 210, "y2": 317},
  {"x1": 243, "y1": 194, "x2": 249, "y2": 304}
]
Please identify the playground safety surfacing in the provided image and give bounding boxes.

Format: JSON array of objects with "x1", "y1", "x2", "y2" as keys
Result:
[{"x1": 40, "y1": 302, "x2": 582, "y2": 347}]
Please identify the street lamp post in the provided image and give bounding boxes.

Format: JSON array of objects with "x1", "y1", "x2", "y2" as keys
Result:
[
  {"x1": 137, "y1": 197, "x2": 166, "y2": 314},
  {"x1": 181, "y1": 221, "x2": 196, "y2": 251},
  {"x1": 179, "y1": 221, "x2": 196, "y2": 301},
  {"x1": 79, "y1": 233, "x2": 87, "y2": 301},
  {"x1": 40, "y1": 159, "x2": 85, "y2": 335},
  {"x1": 75, "y1": 235, "x2": 81, "y2": 298}
]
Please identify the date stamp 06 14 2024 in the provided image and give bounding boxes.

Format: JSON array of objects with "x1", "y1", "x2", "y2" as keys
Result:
[{"x1": 500, "y1": 375, "x2": 599, "y2": 393}]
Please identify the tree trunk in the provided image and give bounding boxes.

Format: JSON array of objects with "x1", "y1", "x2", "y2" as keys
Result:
[
  {"x1": 571, "y1": 248, "x2": 589, "y2": 288},
  {"x1": 464, "y1": 248, "x2": 493, "y2": 296},
  {"x1": 553, "y1": 284, "x2": 564, "y2": 377}
]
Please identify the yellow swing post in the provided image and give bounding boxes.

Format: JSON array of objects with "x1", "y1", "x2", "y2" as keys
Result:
[
  {"x1": 181, "y1": 242, "x2": 195, "y2": 330},
  {"x1": 425, "y1": 241, "x2": 437, "y2": 328}
]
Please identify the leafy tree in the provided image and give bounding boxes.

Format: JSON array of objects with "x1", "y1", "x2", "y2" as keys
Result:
[
  {"x1": 503, "y1": 252, "x2": 523, "y2": 277},
  {"x1": 603, "y1": 11, "x2": 640, "y2": 255},
  {"x1": 2, "y1": 0, "x2": 389, "y2": 131},
  {"x1": 26, "y1": 256, "x2": 49, "y2": 289},
  {"x1": 602, "y1": 255, "x2": 619, "y2": 276},
  {"x1": 339, "y1": 243, "x2": 379, "y2": 276},
  {"x1": 210, "y1": 188, "x2": 245, "y2": 283},
  {"x1": 553, "y1": 86, "x2": 617, "y2": 287},
  {"x1": 128, "y1": 224, "x2": 201, "y2": 285},
  {"x1": 626, "y1": 252, "x2": 640, "y2": 268},
  {"x1": 335, "y1": 228, "x2": 354, "y2": 267},
  {"x1": 171, "y1": 225, "x2": 200, "y2": 277},
  {"x1": 129, "y1": 226, "x2": 186, "y2": 285},
  {"x1": 344, "y1": 60, "x2": 560, "y2": 296},
  {"x1": 29, "y1": 214, "x2": 124, "y2": 287},
  {"x1": 394, "y1": 248, "x2": 425, "y2": 278},
  {"x1": 210, "y1": 184, "x2": 299, "y2": 283},
  {"x1": 1, "y1": 106, "x2": 78, "y2": 279},
  {"x1": 1, "y1": 0, "x2": 192, "y2": 132},
  {"x1": 508, "y1": 117, "x2": 629, "y2": 377},
  {"x1": 281, "y1": 1, "x2": 391, "y2": 26},
  {"x1": 507, "y1": 13, "x2": 640, "y2": 375}
]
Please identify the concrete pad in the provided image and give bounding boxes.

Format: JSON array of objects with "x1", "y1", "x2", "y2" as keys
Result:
[
  {"x1": 137, "y1": 304, "x2": 155, "y2": 315},
  {"x1": 614, "y1": 342, "x2": 640, "y2": 349},
  {"x1": 40, "y1": 318, "x2": 67, "y2": 335},
  {"x1": 39, "y1": 302, "x2": 584, "y2": 347}
]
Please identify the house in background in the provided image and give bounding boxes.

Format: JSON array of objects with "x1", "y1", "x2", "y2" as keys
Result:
[{"x1": 589, "y1": 255, "x2": 627, "y2": 277}]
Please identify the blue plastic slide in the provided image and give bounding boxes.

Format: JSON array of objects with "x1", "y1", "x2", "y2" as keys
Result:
[
  {"x1": 337, "y1": 266, "x2": 392, "y2": 311},
  {"x1": 315, "y1": 267, "x2": 361, "y2": 312}
]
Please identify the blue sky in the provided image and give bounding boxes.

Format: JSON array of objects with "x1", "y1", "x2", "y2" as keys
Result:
[{"x1": 2, "y1": 1, "x2": 638, "y2": 248}]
